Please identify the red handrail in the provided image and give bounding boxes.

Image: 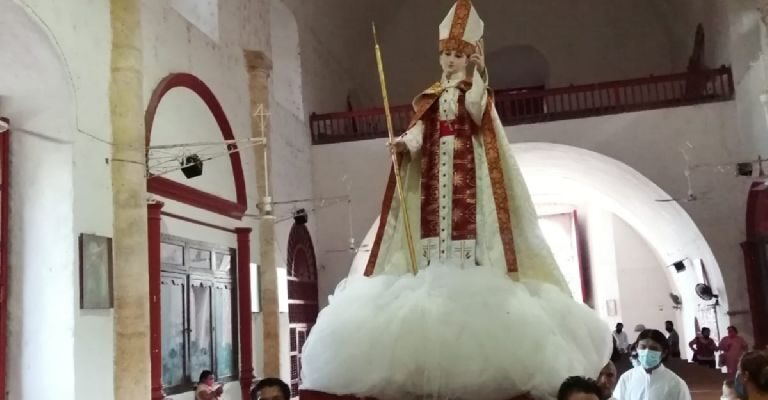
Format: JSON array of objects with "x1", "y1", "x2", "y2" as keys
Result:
[{"x1": 311, "y1": 66, "x2": 734, "y2": 145}]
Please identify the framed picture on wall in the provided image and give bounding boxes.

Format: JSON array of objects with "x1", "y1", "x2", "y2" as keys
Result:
[{"x1": 79, "y1": 233, "x2": 114, "y2": 309}]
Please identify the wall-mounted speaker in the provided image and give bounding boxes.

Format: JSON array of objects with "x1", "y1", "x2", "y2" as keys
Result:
[
  {"x1": 181, "y1": 154, "x2": 203, "y2": 179},
  {"x1": 671, "y1": 260, "x2": 686, "y2": 273}
]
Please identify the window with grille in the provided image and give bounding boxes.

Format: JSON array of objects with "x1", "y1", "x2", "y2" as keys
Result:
[{"x1": 160, "y1": 235, "x2": 237, "y2": 395}]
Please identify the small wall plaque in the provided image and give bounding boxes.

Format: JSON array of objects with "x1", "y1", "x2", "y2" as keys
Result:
[{"x1": 79, "y1": 234, "x2": 114, "y2": 309}]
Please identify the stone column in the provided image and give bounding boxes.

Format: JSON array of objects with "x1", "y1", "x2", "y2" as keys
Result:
[
  {"x1": 244, "y1": 51, "x2": 281, "y2": 377},
  {"x1": 110, "y1": 0, "x2": 150, "y2": 399}
]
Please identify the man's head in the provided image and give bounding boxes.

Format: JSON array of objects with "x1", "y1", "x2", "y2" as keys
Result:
[
  {"x1": 198, "y1": 370, "x2": 215, "y2": 386},
  {"x1": 252, "y1": 378, "x2": 290, "y2": 400},
  {"x1": 636, "y1": 329, "x2": 670, "y2": 370},
  {"x1": 557, "y1": 376, "x2": 602, "y2": 400},
  {"x1": 615, "y1": 323, "x2": 623, "y2": 333},
  {"x1": 702, "y1": 327, "x2": 711, "y2": 338},
  {"x1": 727, "y1": 325, "x2": 738, "y2": 338},
  {"x1": 665, "y1": 320, "x2": 674, "y2": 333},
  {"x1": 596, "y1": 361, "x2": 617, "y2": 400}
]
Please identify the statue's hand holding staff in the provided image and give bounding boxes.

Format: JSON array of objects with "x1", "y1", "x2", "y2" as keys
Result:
[{"x1": 387, "y1": 139, "x2": 407, "y2": 154}]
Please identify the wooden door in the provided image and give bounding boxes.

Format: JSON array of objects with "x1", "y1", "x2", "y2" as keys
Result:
[{"x1": 286, "y1": 217, "x2": 319, "y2": 398}]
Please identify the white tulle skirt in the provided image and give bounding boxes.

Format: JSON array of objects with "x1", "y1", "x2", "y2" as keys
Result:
[{"x1": 300, "y1": 263, "x2": 612, "y2": 400}]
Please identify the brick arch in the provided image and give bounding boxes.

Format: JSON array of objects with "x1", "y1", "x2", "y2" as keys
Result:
[
  {"x1": 286, "y1": 219, "x2": 319, "y2": 396},
  {"x1": 287, "y1": 223, "x2": 317, "y2": 281},
  {"x1": 144, "y1": 73, "x2": 247, "y2": 219}
]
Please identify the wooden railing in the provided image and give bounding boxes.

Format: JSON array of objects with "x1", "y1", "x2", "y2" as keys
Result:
[{"x1": 310, "y1": 66, "x2": 734, "y2": 145}]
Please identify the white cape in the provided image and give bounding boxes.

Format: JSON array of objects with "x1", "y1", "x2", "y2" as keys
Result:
[{"x1": 300, "y1": 264, "x2": 611, "y2": 400}]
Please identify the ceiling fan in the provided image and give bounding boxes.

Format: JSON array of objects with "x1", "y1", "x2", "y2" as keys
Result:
[{"x1": 325, "y1": 238, "x2": 371, "y2": 255}]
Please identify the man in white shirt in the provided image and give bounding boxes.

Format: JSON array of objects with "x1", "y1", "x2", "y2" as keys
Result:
[
  {"x1": 613, "y1": 323, "x2": 630, "y2": 354},
  {"x1": 615, "y1": 329, "x2": 692, "y2": 400}
]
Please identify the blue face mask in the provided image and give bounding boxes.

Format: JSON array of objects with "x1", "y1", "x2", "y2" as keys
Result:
[
  {"x1": 637, "y1": 349, "x2": 662, "y2": 369},
  {"x1": 734, "y1": 372, "x2": 747, "y2": 399}
]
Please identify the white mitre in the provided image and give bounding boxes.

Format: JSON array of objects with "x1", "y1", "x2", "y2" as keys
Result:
[{"x1": 439, "y1": 0, "x2": 484, "y2": 55}]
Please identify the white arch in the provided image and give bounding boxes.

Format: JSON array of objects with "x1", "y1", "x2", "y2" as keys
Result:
[
  {"x1": 351, "y1": 143, "x2": 725, "y2": 351},
  {"x1": 1, "y1": 1, "x2": 77, "y2": 399}
]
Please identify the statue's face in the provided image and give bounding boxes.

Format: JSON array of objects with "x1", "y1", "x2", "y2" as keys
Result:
[{"x1": 440, "y1": 50, "x2": 468, "y2": 76}]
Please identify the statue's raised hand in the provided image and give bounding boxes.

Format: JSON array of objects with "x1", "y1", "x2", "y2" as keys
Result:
[{"x1": 470, "y1": 39, "x2": 486, "y2": 74}]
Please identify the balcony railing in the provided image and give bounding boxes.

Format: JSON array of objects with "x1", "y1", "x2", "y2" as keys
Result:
[{"x1": 310, "y1": 66, "x2": 734, "y2": 145}]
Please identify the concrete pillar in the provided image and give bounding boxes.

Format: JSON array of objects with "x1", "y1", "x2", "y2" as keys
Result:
[
  {"x1": 244, "y1": 51, "x2": 281, "y2": 377},
  {"x1": 110, "y1": 0, "x2": 150, "y2": 399}
]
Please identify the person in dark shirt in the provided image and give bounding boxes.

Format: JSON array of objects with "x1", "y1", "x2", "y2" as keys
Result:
[
  {"x1": 665, "y1": 320, "x2": 681, "y2": 358},
  {"x1": 689, "y1": 327, "x2": 718, "y2": 368}
]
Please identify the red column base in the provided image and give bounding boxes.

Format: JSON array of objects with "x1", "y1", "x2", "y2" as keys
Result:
[
  {"x1": 151, "y1": 385, "x2": 165, "y2": 400},
  {"x1": 240, "y1": 368, "x2": 254, "y2": 400}
]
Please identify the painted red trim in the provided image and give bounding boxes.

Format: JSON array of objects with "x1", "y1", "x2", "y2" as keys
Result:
[
  {"x1": 746, "y1": 182, "x2": 762, "y2": 240},
  {"x1": 235, "y1": 228, "x2": 254, "y2": 400},
  {"x1": 145, "y1": 73, "x2": 248, "y2": 219},
  {"x1": 148, "y1": 202, "x2": 165, "y2": 400},
  {"x1": 0, "y1": 118, "x2": 10, "y2": 398},
  {"x1": 572, "y1": 210, "x2": 591, "y2": 304},
  {"x1": 741, "y1": 241, "x2": 766, "y2": 348},
  {"x1": 147, "y1": 176, "x2": 246, "y2": 220},
  {"x1": 744, "y1": 182, "x2": 768, "y2": 348},
  {"x1": 160, "y1": 211, "x2": 236, "y2": 233}
]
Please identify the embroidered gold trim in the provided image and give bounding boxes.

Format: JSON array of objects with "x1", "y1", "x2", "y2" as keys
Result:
[
  {"x1": 480, "y1": 92, "x2": 519, "y2": 273},
  {"x1": 449, "y1": 0, "x2": 471, "y2": 42}
]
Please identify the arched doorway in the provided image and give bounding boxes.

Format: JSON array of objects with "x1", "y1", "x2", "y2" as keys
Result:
[
  {"x1": 144, "y1": 72, "x2": 253, "y2": 400},
  {"x1": 286, "y1": 211, "x2": 319, "y2": 397},
  {"x1": 1, "y1": 2, "x2": 76, "y2": 398}
]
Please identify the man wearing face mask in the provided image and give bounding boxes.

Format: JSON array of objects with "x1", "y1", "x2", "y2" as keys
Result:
[{"x1": 614, "y1": 329, "x2": 692, "y2": 400}]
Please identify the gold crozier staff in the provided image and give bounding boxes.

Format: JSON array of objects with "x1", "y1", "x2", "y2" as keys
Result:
[{"x1": 372, "y1": 23, "x2": 418, "y2": 275}]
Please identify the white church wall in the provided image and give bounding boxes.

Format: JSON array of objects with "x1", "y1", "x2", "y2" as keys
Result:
[
  {"x1": 2, "y1": 0, "x2": 111, "y2": 399},
  {"x1": 4, "y1": 0, "x2": 273, "y2": 398},
  {"x1": 612, "y1": 215, "x2": 681, "y2": 343},
  {"x1": 582, "y1": 207, "x2": 620, "y2": 327},
  {"x1": 509, "y1": 103, "x2": 748, "y2": 345},
  {"x1": 724, "y1": 2, "x2": 768, "y2": 167}
]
